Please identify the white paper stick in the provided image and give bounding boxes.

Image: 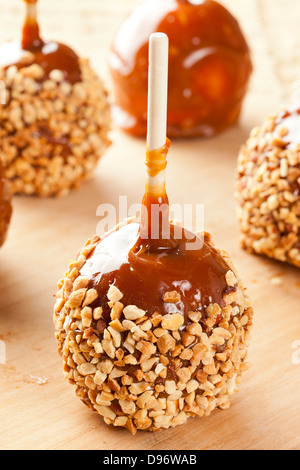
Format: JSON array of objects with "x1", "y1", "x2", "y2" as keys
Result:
[{"x1": 146, "y1": 33, "x2": 169, "y2": 152}]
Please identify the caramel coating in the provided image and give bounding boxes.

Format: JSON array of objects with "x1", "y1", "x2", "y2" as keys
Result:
[
  {"x1": 53, "y1": 222, "x2": 253, "y2": 434},
  {"x1": 0, "y1": 165, "x2": 12, "y2": 247},
  {"x1": 110, "y1": 0, "x2": 252, "y2": 138}
]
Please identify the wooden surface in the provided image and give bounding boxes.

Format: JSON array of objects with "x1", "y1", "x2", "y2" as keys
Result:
[{"x1": 0, "y1": 0, "x2": 300, "y2": 451}]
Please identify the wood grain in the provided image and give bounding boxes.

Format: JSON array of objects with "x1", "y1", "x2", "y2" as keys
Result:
[{"x1": 0, "y1": 0, "x2": 300, "y2": 451}]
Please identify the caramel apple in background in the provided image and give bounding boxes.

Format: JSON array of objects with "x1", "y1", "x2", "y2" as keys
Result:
[
  {"x1": 235, "y1": 106, "x2": 300, "y2": 268},
  {"x1": 0, "y1": 0, "x2": 111, "y2": 197},
  {"x1": 0, "y1": 164, "x2": 12, "y2": 248},
  {"x1": 54, "y1": 34, "x2": 254, "y2": 434},
  {"x1": 109, "y1": 0, "x2": 252, "y2": 138}
]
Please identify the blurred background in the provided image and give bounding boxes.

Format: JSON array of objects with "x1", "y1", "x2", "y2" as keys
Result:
[{"x1": 0, "y1": 0, "x2": 299, "y2": 110}]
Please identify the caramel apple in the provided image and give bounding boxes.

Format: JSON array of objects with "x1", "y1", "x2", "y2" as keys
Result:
[
  {"x1": 109, "y1": 0, "x2": 252, "y2": 138},
  {"x1": 0, "y1": 0, "x2": 111, "y2": 197},
  {"x1": 54, "y1": 34, "x2": 253, "y2": 434},
  {"x1": 236, "y1": 106, "x2": 300, "y2": 268}
]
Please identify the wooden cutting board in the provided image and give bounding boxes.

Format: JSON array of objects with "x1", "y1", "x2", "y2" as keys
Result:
[{"x1": 0, "y1": 0, "x2": 299, "y2": 451}]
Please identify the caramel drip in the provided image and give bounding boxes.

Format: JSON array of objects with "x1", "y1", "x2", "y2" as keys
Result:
[
  {"x1": 138, "y1": 139, "x2": 172, "y2": 249},
  {"x1": 145, "y1": 140, "x2": 169, "y2": 178},
  {"x1": 22, "y1": 0, "x2": 42, "y2": 51},
  {"x1": 80, "y1": 141, "x2": 229, "y2": 323}
]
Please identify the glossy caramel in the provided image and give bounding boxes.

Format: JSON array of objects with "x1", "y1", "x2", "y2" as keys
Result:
[
  {"x1": 110, "y1": 0, "x2": 252, "y2": 138},
  {"x1": 81, "y1": 222, "x2": 229, "y2": 323},
  {"x1": 0, "y1": 0, "x2": 81, "y2": 84},
  {"x1": 0, "y1": 166, "x2": 12, "y2": 247},
  {"x1": 81, "y1": 142, "x2": 229, "y2": 325},
  {"x1": 139, "y1": 139, "x2": 171, "y2": 248}
]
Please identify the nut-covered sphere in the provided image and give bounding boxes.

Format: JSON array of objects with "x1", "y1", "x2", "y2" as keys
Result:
[
  {"x1": 0, "y1": 164, "x2": 12, "y2": 247},
  {"x1": 235, "y1": 106, "x2": 300, "y2": 268},
  {"x1": 109, "y1": 0, "x2": 252, "y2": 138},
  {"x1": 0, "y1": 45, "x2": 111, "y2": 197},
  {"x1": 53, "y1": 221, "x2": 253, "y2": 434}
]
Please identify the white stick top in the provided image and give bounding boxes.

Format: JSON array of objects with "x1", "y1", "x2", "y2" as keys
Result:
[{"x1": 146, "y1": 33, "x2": 169, "y2": 152}]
